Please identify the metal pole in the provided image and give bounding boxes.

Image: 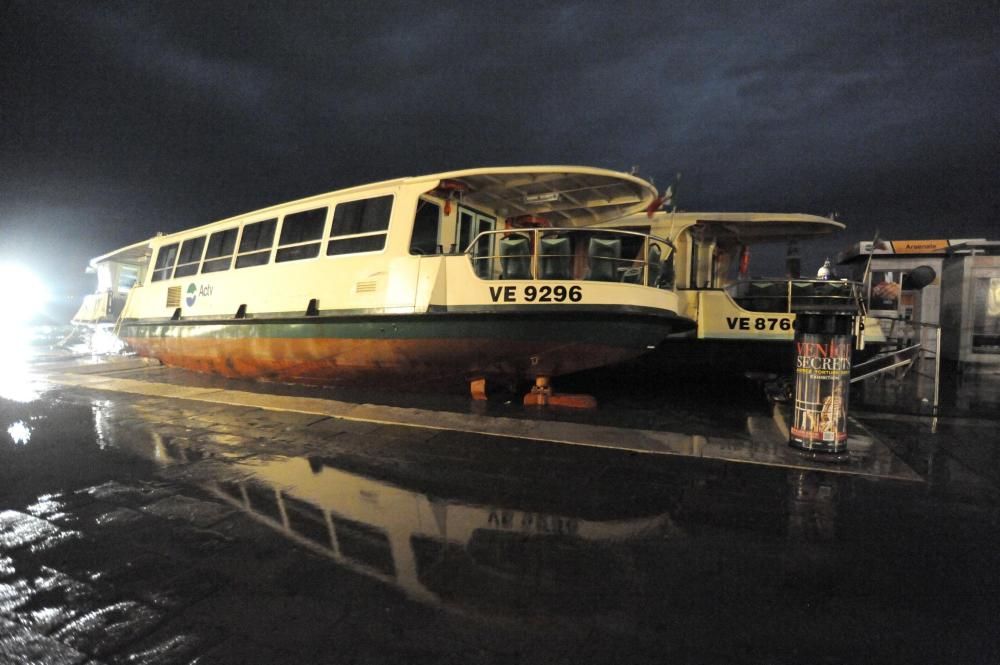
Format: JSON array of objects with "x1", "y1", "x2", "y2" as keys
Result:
[
  {"x1": 532, "y1": 228, "x2": 539, "y2": 279},
  {"x1": 932, "y1": 323, "x2": 942, "y2": 433},
  {"x1": 643, "y1": 236, "x2": 649, "y2": 286}
]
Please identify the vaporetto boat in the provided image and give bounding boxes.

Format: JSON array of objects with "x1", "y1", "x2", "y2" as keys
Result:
[
  {"x1": 591, "y1": 210, "x2": 885, "y2": 375},
  {"x1": 76, "y1": 166, "x2": 696, "y2": 396}
]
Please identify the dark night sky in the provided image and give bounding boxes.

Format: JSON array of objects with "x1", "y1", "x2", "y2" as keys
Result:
[{"x1": 2, "y1": 0, "x2": 997, "y2": 303}]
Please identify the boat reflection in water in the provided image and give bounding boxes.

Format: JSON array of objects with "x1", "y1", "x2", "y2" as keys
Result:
[{"x1": 164, "y1": 450, "x2": 680, "y2": 618}]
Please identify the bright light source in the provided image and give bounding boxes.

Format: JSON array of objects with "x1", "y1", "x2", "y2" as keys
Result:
[
  {"x1": 7, "y1": 421, "x2": 31, "y2": 445},
  {"x1": 0, "y1": 263, "x2": 50, "y2": 323}
]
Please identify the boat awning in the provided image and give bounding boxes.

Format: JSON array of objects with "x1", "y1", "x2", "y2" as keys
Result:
[
  {"x1": 417, "y1": 166, "x2": 659, "y2": 226},
  {"x1": 88, "y1": 238, "x2": 154, "y2": 268},
  {"x1": 677, "y1": 212, "x2": 844, "y2": 243},
  {"x1": 606, "y1": 211, "x2": 846, "y2": 244}
]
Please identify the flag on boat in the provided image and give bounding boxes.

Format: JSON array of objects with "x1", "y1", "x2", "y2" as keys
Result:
[{"x1": 645, "y1": 185, "x2": 674, "y2": 218}]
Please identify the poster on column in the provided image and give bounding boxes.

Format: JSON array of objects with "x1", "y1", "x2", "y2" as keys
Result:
[{"x1": 790, "y1": 332, "x2": 851, "y2": 451}]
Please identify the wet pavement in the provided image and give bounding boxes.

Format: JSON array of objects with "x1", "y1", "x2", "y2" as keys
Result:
[{"x1": 2, "y1": 336, "x2": 999, "y2": 663}]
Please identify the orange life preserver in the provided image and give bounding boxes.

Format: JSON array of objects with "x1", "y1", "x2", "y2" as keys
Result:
[
  {"x1": 434, "y1": 179, "x2": 469, "y2": 215},
  {"x1": 436, "y1": 179, "x2": 468, "y2": 194}
]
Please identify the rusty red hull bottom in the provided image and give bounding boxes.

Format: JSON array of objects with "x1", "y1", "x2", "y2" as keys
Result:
[
  {"x1": 124, "y1": 335, "x2": 644, "y2": 385},
  {"x1": 119, "y1": 310, "x2": 692, "y2": 387}
]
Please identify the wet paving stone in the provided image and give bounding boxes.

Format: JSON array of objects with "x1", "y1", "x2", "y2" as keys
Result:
[
  {"x1": 306, "y1": 417, "x2": 383, "y2": 437},
  {"x1": 0, "y1": 616, "x2": 88, "y2": 665},
  {"x1": 141, "y1": 495, "x2": 235, "y2": 529},
  {"x1": 106, "y1": 629, "x2": 219, "y2": 665},
  {"x1": 0, "y1": 511, "x2": 59, "y2": 551},
  {"x1": 195, "y1": 634, "x2": 297, "y2": 665},
  {"x1": 57, "y1": 542, "x2": 219, "y2": 616},
  {"x1": 52, "y1": 600, "x2": 162, "y2": 659},
  {"x1": 0, "y1": 579, "x2": 33, "y2": 614},
  {"x1": 179, "y1": 590, "x2": 350, "y2": 655},
  {"x1": 28, "y1": 534, "x2": 151, "y2": 592},
  {"x1": 25, "y1": 494, "x2": 75, "y2": 524},
  {"x1": 7, "y1": 569, "x2": 100, "y2": 636},
  {"x1": 0, "y1": 510, "x2": 81, "y2": 555},
  {"x1": 91, "y1": 507, "x2": 147, "y2": 529},
  {"x1": 77, "y1": 482, "x2": 175, "y2": 509}
]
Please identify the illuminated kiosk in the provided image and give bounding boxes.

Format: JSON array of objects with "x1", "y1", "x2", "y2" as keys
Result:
[
  {"x1": 940, "y1": 241, "x2": 1000, "y2": 372},
  {"x1": 76, "y1": 167, "x2": 695, "y2": 403},
  {"x1": 837, "y1": 238, "x2": 985, "y2": 363}
]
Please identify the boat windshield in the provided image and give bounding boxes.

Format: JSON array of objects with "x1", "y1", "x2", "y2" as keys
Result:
[
  {"x1": 725, "y1": 279, "x2": 864, "y2": 313},
  {"x1": 465, "y1": 228, "x2": 675, "y2": 288}
]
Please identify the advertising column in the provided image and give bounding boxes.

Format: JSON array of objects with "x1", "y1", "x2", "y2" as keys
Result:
[{"x1": 790, "y1": 313, "x2": 854, "y2": 455}]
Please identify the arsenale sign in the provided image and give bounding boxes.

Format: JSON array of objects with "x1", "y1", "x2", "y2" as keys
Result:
[{"x1": 790, "y1": 332, "x2": 852, "y2": 452}]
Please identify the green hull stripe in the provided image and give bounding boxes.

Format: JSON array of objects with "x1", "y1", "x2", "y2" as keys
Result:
[{"x1": 119, "y1": 311, "x2": 690, "y2": 348}]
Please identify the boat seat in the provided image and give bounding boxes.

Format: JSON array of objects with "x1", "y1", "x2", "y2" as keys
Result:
[
  {"x1": 660, "y1": 253, "x2": 675, "y2": 288},
  {"x1": 586, "y1": 237, "x2": 621, "y2": 282},
  {"x1": 736, "y1": 281, "x2": 785, "y2": 312},
  {"x1": 499, "y1": 235, "x2": 532, "y2": 280},
  {"x1": 646, "y1": 244, "x2": 662, "y2": 286},
  {"x1": 539, "y1": 235, "x2": 572, "y2": 280}
]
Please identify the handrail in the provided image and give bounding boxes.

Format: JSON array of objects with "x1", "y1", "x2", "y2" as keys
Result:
[
  {"x1": 725, "y1": 278, "x2": 864, "y2": 314},
  {"x1": 461, "y1": 226, "x2": 676, "y2": 253},
  {"x1": 866, "y1": 315, "x2": 941, "y2": 330},
  {"x1": 463, "y1": 227, "x2": 676, "y2": 286}
]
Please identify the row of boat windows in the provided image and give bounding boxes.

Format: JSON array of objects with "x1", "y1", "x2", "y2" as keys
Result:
[{"x1": 151, "y1": 195, "x2": 393, "y2": 282}]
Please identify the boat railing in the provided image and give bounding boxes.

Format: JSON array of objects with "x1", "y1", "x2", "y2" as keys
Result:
[
  {"x1": 464, "y1": 227, "x2": 676, "y2": 287},
  {"x1": 725, "y1": 278, "x2": 864, "y2": 314}
]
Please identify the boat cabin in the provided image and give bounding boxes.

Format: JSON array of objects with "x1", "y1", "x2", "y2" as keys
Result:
[{"x1": 128, "y1": 168, "x2": 676, "y2": 311}]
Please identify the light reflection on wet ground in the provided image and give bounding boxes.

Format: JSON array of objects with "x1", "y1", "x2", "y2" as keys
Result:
[
  {"x1": 39, "y1": 359, "x2": 921, "y2": 480},
  {"x1": 0, "y1": 336, "x2": 999, "y2": 663}
]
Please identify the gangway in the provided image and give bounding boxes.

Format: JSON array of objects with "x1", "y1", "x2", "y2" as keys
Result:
[
  {"x1": 850, "y1": 343, "x2": 923, "y2": 383},
  {"x1": 848, "y1": 316, "x2": 944, "y2": 423}
]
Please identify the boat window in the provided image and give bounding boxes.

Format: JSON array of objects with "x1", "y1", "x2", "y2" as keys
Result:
[
  {"x1": 236, "y1": 218, "x2": 277, "y2": 269},
  {"x1": 118, "y1": 264, "x2": 139, "y2": 292},
  {"x1": 172, "y1": 236, "x2": 206, "y2": 278},
  {"x1": 328, "y1": 195, "x2": 393, "y2": 256},
  {"x1": 201, "y1": 228, "x2": 238, "y2": 273},
  {"x1": 457, "y1": 207, "x2": 495, "y2": 277},
  {"x1": 276, "y1": 207, "x2": 327, "y2": 263},
  {"x1": 409, "y1": 199, "x2": 440, "y2": 255},
  {"x1": 151, "y1": 243, "x2": 179, "y2": 282},
  {"x1": 331, "y1": 516, "x2": 395, "y2": 577}
]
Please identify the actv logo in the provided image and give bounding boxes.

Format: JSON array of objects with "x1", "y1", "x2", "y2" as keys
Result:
[{"x1": 185, "y1": 283, "x2": 214, "y2": 306}]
